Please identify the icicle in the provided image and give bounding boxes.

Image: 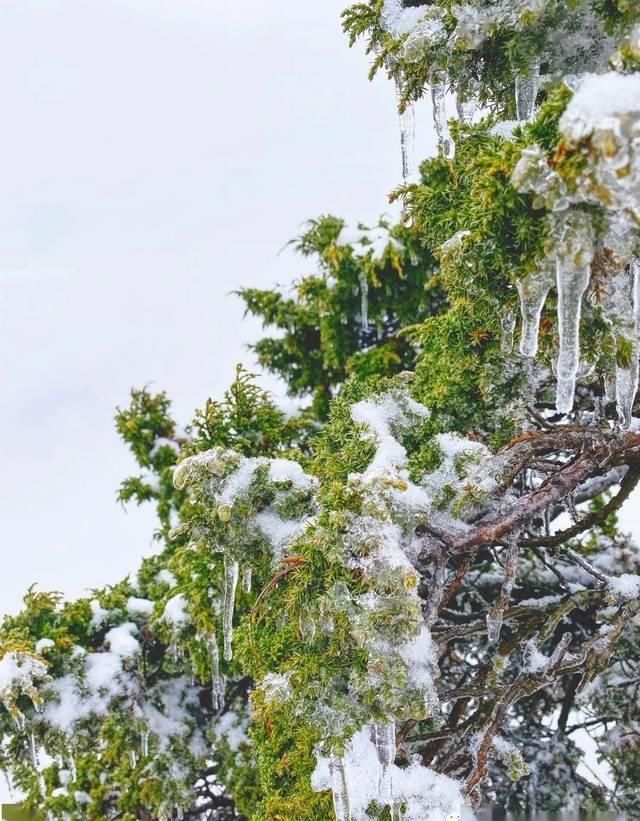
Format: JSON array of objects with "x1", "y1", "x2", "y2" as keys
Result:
[
  {"x1": 359, "y1": 271, "x2": 369, "y2": 331},
  {"x1": 615, "y1": 259, "x2": 640, "y2": 427},
  {"x1": 500, "y1": 311, "x2": 516, "y2": 355},
  {"x1": 517, "y1": 266, "x2": 555, "y2": 357},
  {"x1": 486, "y1": 539, "x2": 519, "y2": 644},
  {"x1": 210, "y1": 633, "x2": 225, "y2": 711},
  {"x1": 396, "y1": 79, "x2": 416, "y2": 182},
  {"x1": 242, "y1": 565, "x2": 253, "y2": 594},
  {"x1": 374, "y1": 722, "x2": 398, "y2": 814},
  {"x1": 29, "y1": 732, "x2": 46, "y2": 795},
  {"x1": 555, "y1": 257, "x2": 591, "y2": 414},
  {"x1": 222, "y1": 557, "x2": 240, "y2": 662},
  {"x1": 129, "y1": 749, "x2": 138, "y2": 767},
  {"x1": 68, "y1": 751, "x2": 77, "y2": 783},
  {"x1": 515, "y1": 60, "x2": 540, "y2": 123},
  {"x1": 329, "y1": 756, "x2": 351, "y2": 821},
  {"x1": 399, "y1": 102, "x2": 416, "y2": 182},
  {"x1": 141, "y1": 729, "x2": 150, "y2": 758},
  {"x1": 431, "y1": 82, "x2": 454, "y2": 160}
]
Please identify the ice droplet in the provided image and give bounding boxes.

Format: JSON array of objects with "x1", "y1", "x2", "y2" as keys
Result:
[
  {"x1": 515, "y1": 61, "x2": 540, "y2": 123},
  {"x1": 329, "y1": 756, "x2": 351, "y2": 821},
  {"x1": 517, "y1": 266, "x2": 555, "y2": 357},
  {"x1": 222, "y1": 557, "x2": 240, "y2": 662},
  {"x1": 431, "y1": 82, "x2": 455, "y2": 160},
  {"x1": 555, "y1": 258, "x2": 591, "y2": 414},
  {"x1": 210, "y1": 633, "x2": 225, "y2": 711}
]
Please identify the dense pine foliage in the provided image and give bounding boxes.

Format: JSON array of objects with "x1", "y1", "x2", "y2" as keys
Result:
[{"x1": 2, "y1": 2, "x2": 640, "y2": 819}]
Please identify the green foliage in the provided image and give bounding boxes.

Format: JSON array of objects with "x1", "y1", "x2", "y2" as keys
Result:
[
  {"x1": 239, "y1": 216, "x2": 442, "y2": 418},
  {"x1": 3, "y1": 3, "x2": 640, "y2": 819}
]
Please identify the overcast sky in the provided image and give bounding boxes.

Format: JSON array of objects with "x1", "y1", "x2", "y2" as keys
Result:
[
  {"x1": 0, "y1": 0, "x2": 442, "y2": 623},
  {"x1": 0, "y1": 1, "x2": 637, "y2": 806}
]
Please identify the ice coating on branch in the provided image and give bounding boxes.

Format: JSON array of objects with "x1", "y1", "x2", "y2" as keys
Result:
[
  {"x1": 260, "y1": 672, "x2": 293, "y2": 705},
  {"x1": 312, "y1": 727, "x2": 464, "y2": 821},
  {"x1": 382, "y1": 0, "x2": 548, "y2": 54},
  {"x1": 222, "y1": 558, "x2": 239, "y2": 662},
  {"x1": 486, "y1": 540, "x2": 519, "y2": 644},
  {"x1": 0, "y1": 652, "x2": 49, "y2": 728},
  {"x1": 558, "y1": 72, "x2": 640, "y2": 218},
  {"x1": 431, "y1": 83, "x2": 455, "y2": 160},
  {"x1": 513, "y1": 73, "x2": 640, "y2": 418},
  {"x1": 517, "y1": 265, "x2": 555, "y2": 357}
]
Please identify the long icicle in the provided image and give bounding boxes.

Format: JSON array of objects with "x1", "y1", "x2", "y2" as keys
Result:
[
  {"x1": 431, "y1": 81, "x2": 454, "y2": 160},
  {"x1": 517, "y1": 266, "x2": 555, "y2": 357},
  {"x1": 555, "y1": 257, "x2": 591, "y2": 414},
  {"x1": 396, "y1": 78, "x2": 416, "y2": 183},
  {"x1": 615, "y1": 258, "x2": 640, "y2": 427},
  {"x1": 222, "y1": 557, "x2": 240, "y2": 662}
]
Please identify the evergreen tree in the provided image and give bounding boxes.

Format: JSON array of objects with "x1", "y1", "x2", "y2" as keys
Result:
[{"x1": 2, "y1": 2, "x2": 640, "y2": 819}]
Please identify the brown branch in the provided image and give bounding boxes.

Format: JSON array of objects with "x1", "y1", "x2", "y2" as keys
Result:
[
  {"x1": 422, "y1": 429, "x2": 640, "y2": 561},
  {"x1": 520, "y1": 464, "x2": 640, "y2": 549}
]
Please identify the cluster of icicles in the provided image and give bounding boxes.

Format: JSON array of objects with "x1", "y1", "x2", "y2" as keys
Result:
[
  {"x1": 393, "y1": 50, "x2": 640, "y2": 424},
  {"x1": 394, "y1": 54, "x2": 539, "y2": 182},
  {"x1": 514, "y1": 254, "x2": 640, "y2": 424}
]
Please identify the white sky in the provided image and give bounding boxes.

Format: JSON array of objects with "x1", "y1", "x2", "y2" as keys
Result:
[
  {"x1": 0, "y1": 0, "x2": 637, "y2": 807},
  {"x1": 0, "y1": 0, "x2": 440, "y2": 621}
]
